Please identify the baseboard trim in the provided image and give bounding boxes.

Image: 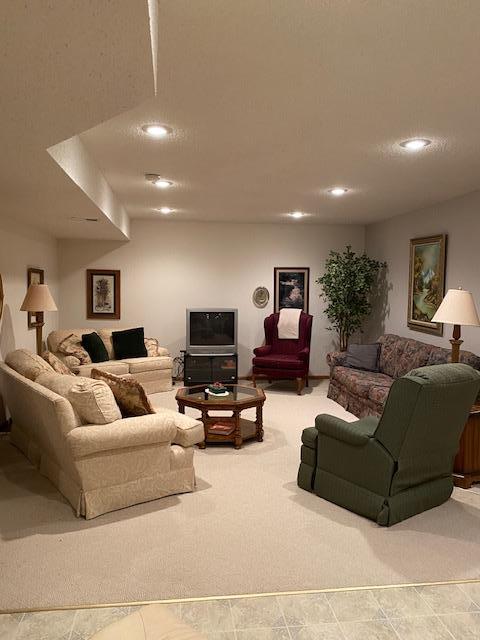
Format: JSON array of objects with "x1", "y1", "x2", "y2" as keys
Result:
[
  {"x1": 238, "y1": 375, "x2": 329, "y2": 381},
  {"x1": 3, "y1": 577, "x2": 480, "y2": 614}
]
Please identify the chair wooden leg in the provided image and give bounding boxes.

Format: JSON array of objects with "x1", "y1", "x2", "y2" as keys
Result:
[
  {"x1": 268, "y1": 379, "x2": 272, "y2": 384},
  {"x1": 296, "y1": 377, "x2": 304, "y2": 395},
  {"x1": 306, "y1": 375, "x2": 309, "y2": 388},
  {"x1": 252, "y1": 374, "x2": 257, "y2": 388}
]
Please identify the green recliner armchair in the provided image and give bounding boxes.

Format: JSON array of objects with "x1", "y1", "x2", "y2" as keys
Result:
[{"x1": 298, "y1": 364, "x2": 480, "y2": 526}]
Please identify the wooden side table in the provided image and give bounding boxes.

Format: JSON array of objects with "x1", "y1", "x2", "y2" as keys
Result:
[{"x1": 453, "y1": 404, "x2": 480, "y2": 489}]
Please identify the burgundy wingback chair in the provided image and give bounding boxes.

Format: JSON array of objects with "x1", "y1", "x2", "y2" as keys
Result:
[{"x1": 252, "y1": 312, "x2": 313, "y2": 394}]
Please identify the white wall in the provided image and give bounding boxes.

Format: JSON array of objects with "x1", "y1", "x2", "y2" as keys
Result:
[
  {"x1": 58, "y1": 220, "x2": 365, "y2": 375},
  {"x1": 0, "y1": 218, "x2": 59, "y2": 360},
  {"x1": 365, "y1": 190, "x2": 480, "y2": 354}
]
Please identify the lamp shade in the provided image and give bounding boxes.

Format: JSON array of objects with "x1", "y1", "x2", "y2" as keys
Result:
[
  {"x1": 431, "y1": 288, "x2": 480, "y2": 326},
  {"x1": 20, "y1": 284, "x2": 57, "y2": 312}
]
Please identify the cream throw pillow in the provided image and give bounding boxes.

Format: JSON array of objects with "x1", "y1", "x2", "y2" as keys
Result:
[
  {"x1": 5, "y1": 349, "x2": 55, "y2": 381},
  {"x1": 36, "y1": 373, "x2": 121, "y2": 425},
  {"x1": 68, "y1": 379, "x2": 122, "y2": 425}
]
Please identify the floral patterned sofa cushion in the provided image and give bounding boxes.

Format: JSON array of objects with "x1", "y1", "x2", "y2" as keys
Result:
[{"x1": 332, "y1": 366, "x2": 393, "y2": 400}]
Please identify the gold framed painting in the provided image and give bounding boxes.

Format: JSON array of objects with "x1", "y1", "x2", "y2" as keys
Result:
[{"x1": 407, "y1": 234, "x2": 447, "y2": 336}]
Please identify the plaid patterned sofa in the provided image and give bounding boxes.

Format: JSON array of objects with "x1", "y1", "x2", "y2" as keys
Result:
[{"x1": 327, "y1": 333, "x2": 480, "y2": 418}]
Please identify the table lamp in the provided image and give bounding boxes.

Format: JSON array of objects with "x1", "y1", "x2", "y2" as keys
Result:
[
  {"x1": 20, "y1": 284, "x2": 58, "y2": 355},
  {"x1": 431, "y1": 288, "x2": 480, "y2": 363}
]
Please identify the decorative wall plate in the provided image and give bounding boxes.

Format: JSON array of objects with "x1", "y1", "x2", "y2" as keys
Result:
[{"x1": 253, "y1": 286, "x2": 269, "y2": 308}]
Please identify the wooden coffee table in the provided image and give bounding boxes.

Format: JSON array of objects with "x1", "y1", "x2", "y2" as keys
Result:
[{"x1": 175, "y1": 384, "x2": 266, "y2": 449}]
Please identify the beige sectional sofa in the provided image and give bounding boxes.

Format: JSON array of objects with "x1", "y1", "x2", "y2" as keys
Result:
[
  {"x1": 0, "y1": 349, "x2": 204, "y2": 519},
  {"x1": 47, "y1": 328, "x2": 173, "y2": 394}
]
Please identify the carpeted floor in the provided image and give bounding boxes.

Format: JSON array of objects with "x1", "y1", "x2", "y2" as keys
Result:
[{"x1": 1, "y1": 380, "x2": 480, "y2": 612}]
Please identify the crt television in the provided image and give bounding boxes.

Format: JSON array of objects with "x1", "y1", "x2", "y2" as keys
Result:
[{"x1": 186, "y1": 308, "x2": 237, "y2": 354}]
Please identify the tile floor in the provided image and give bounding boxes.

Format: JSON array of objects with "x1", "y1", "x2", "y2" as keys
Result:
[{"x1": 1, "y1": 582, "x2": 480, "y2": 639}]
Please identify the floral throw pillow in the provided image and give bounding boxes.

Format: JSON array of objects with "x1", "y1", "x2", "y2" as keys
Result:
[
  {"x1": 144, "y1": 337, "x2": 159, "y2": 357},
  {"x1": 42, "y1": 351, "x2": 75, "y2": 376},
  {"x1": 57, "y1": 333, "x2": 92, "y2": 365},
  {"x1": 91, "y1": 369, "x2": 154, "y2": 417}
]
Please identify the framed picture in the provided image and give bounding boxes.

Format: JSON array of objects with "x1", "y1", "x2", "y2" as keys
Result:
[
  {"x1": 27, "y1": 267, "x2": 44, "y2": 328},
  {"x1": 86, "y1": 269, "x2": 120, "y2": 320},
  {"x1": 407, "y1": 235, "x2": 447, "y2": 336},
  {"x1": 274, "y1": 267, "x2": 310, "y2": 313}
]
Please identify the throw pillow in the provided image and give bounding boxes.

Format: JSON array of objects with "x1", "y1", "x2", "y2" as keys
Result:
[
  {"x1": 5, "y1": 348, "x2": 55, "y2": 381},
  {"x1": 112, "y1": 327, "x2": 147, "y2": 360},
  {"x1": 41, "y1": 351, "x2": 75, "y2": 376},
  {"x1": 68, "y1": 378, "x2": 122, "y2": 424},
  {"x1": 81, "y1": 332, "x2": 110, "y2": 363},
  {"x1": 91, "y1": 368, "x2": 154, "y2": 417},
  {"x1": 63, "y1": 355, "x2": 81, "y2": 369},
  {"x1": 57, "y1": 333, "x2": 92, "y2": 365},
  {"x1": 345, "y1": 343, "x2": 380, "y2": 372},
  {"x1": 144, "y1": 337, "x2": 159, "y2": 357}
]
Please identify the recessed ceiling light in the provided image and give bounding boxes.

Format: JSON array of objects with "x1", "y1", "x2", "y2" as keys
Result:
[
  {"x1": 154, "y1": 179, "x2": 173, "y2": 189},
  {"x1": 289, "y1": 211, "x2": 305, "y2": 219},
  {"x1": 399, "y1": 138, "x2": 431, "y2": 151},
  {"x1": 328, "y1": 187, "x2": 348, "y2": 196},
  {"x1": 145, "y1": 174, "x2": 174, "y2": 189},
  {"x1": 156, "y1": 207, "x2": 174, "y2": 214},
  {"x1": 141, "y1": 124, "x2": 172, "y2": 138}
]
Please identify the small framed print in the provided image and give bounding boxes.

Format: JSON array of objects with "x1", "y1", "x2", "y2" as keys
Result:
[
  {"x1": 86, "y1": 269, "x2": 120, "y2": 320},
  {"x1": 274, "y1": 267, "x2": 310, "y2": 314},
  {"x1": 407, "y1": 234, "x2": 446, "y2": 336},
  {"x1": 27, "y1": 267, "x2": 44, "y2": 328}
]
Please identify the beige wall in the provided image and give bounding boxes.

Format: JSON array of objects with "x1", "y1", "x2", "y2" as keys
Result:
[
  {"x1": 365, "y1": 190, "x2": 480, "y2": 354},
  {"x1": 0, "y1": 218, "x2": 59, "y2": 360},
  {"x1": 58, "y1": 219, "x2": 365, "y2": 375}
]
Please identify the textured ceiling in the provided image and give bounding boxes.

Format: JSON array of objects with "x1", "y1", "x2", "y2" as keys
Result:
[
  {"x1": 2, "y1": 1, "x2": 480, "y2": 237},
  {"x1": 0, "y1": 0, "x2": 155, "y2": 239},
  {"x1": 79, "y1": 0, "x2": 480, "y2": 225}
]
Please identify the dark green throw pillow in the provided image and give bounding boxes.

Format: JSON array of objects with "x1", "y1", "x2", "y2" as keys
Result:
[
  {"x1": 112, "y1": 327, "x2": 147, "y2": 360},
  {"x1": 81, "y1": 332, "x2": 109, "y2": 363}
]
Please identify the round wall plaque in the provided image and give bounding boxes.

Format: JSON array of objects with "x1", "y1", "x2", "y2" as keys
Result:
[{"x1": 253, "y1": 286, "x2": 269, "y2": 308}]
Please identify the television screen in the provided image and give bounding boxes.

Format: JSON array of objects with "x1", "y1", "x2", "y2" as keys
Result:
[{"x1": 189, "y1": 311, "x2": 235, "y2": 346}]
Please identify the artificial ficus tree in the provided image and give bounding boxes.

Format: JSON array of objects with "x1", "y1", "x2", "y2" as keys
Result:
[{"x1": 317, "y1": 246, "x2": 386, "y2": 351}]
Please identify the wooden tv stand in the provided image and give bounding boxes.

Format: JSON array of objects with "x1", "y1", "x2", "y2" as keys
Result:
[{"x1": 183, "y1": 352, "x2": 238, "y2": 385}]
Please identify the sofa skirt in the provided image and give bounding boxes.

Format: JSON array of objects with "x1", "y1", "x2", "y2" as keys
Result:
[{"x1": 9, "y1": 423, "x2": 196, "y2": 520}]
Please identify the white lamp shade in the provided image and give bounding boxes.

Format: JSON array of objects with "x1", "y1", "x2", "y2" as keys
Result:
[
  {"x1": 431, "y1": 288, "x2": 480, "y2": 326},
  {"x1": 20, "y1": 284, "x2": 58, "y2": 312}
]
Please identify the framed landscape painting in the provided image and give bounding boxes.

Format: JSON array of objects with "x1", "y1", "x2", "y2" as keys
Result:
[
  {"x1": 407, "y1": 235, "x2": 446, "y2": 336},
  {"x1": 274, "y1": 267, "x2": 309, "y2": 313},
  {"x1": 86, "y1": 269, "x2": 120, "y2": 319}
]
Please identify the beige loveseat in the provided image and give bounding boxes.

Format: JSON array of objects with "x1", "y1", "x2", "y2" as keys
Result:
[
  {"x1": 47, "y1": 328, "x2": 173, "y2": 394},
  {"x1": 0, "y1": 349, "x2": 204, "y2": 519}
]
